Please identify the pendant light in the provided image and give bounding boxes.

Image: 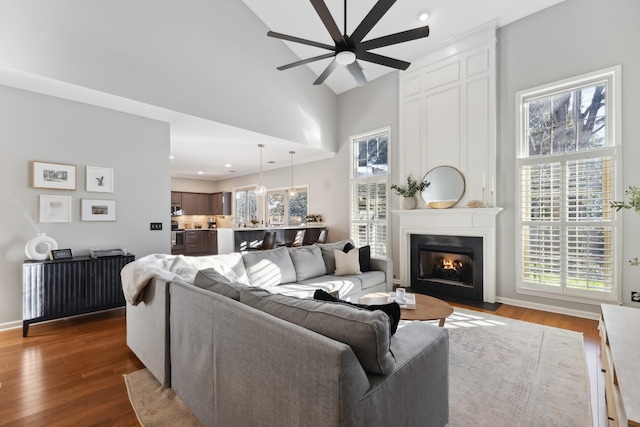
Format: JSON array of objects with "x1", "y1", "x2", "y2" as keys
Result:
[
  {"x1": 255, "y1": 144, "x2": 267, "y2": 195},
  {"x1": 288, "y1": 151, "x2": 296, "y2": 197}
]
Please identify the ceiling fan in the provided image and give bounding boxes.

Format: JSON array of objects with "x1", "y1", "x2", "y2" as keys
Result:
[{"x1": 268, "y1": 0, "x2": 430, "y2": 86}]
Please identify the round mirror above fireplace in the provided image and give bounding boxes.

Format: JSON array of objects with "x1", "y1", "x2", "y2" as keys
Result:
[{"x1": 421, "y1": 166, "x2": 466, "y2": 209}]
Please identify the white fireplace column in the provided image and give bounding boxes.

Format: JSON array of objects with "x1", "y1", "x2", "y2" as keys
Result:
[{"x1": 393, "y1": 208, "x2": 502, "y2": 303}]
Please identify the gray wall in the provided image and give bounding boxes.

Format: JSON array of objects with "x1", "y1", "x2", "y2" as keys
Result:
[
  {"x1": 496, "y1": 0, "x2": 640, "y2": 313},
  {"x1": 0, "y1": 85, "x2": 170, "y2": 326},
  {"x1": 205, "y1": 72, "x2": 400, "y2": 248},
  {"x1": 0, "y1": 0, "x2": 338, "y2": 152}
]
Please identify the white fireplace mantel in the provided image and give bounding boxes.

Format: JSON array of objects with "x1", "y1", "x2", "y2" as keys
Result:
[{"x1": 393, "y1": 207, "x2": 502, "y2": 303}]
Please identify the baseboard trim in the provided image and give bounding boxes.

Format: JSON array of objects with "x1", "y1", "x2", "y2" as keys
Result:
[
  {"x1": 0, "y1": 320, "x2": 22, "y2": 332},
  {"x1": 496, "y1": 297, "x2": 601, "y2": 321}
]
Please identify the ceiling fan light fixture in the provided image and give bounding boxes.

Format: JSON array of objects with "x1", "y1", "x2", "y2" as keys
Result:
[
  {"x1": 335, "y1": 50, "x2": 356, "y2": 66},
  {"x1": 418, "y1": 9, "x2": 431, "y2": 22}
]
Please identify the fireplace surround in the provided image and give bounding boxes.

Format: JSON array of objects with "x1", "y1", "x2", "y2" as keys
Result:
[
  {"x1": 394, "y1": 207, "x2": 502, "y2": 303},
  {"x1": 410, "y1": 234, "x2": 483, "y2": 300}
]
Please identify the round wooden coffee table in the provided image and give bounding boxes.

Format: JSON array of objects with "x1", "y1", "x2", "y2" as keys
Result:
[{"x1": 359, "y1": 292, "x2": 453, "y2": 327}]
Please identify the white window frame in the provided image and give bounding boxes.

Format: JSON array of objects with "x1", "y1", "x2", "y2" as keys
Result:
[
  {"x1": 233, "y1": 186, "x2": 259, "y2": 226},
  {"x1": 265, "y1": 185, "x2": 309, "y2": 227},
  {"x1": 515, "y1": 65, "x2": 622, "y2": 305},
  {"x1": 349, "y1": 127, "x2": 390, "y2": 257}
]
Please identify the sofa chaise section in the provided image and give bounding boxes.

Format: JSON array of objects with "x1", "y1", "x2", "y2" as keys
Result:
[{"x1": 169, "y1": 280, "x2": 449, "y2": 427}]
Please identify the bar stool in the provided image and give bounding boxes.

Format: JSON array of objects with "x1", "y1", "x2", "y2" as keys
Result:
[{"x1": 248, "y1": 231, "x2": 276, "y2": 250}]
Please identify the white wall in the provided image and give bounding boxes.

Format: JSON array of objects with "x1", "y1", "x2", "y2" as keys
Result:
[
  {"x1": 0, "y1": 0, "x2": 338, "y2": 152},
  {"x1": 0, "y1": 85, "x2": 170, "y2": 326},
  {"x1": 496, "y1": 0, "x2": 640, "y2": 313}
]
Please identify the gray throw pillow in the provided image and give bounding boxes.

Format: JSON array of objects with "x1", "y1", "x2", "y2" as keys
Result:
[
  {"x1": 242, "y1": 246, "x2": 296, "y2": 288},
  {"x1": 239, "y1": 288, "x2": 395, "y2": 375},
  {"x1": 194, "y1": 268, "x2": 250, "y2": 300},
  {"x1": 288, "y1": 245, "x2": 326, "y2": 281}
]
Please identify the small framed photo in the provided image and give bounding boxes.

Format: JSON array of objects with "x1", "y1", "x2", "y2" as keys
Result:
[
  {"x1": 32, "y1": 161, "x2": 77, "y2": 190},
  {"x1": 39, "y1": 195, "x2": 72, "y2": 223},
  {"x1": 50, "y1": 248, "x2": 73, "y2": 260},
  {"x1": 81, "y1": 199, "x2": 116, "y2": 221},
  {"x1": 86, "y1": 166, "x2": 114, "y2": 193}
]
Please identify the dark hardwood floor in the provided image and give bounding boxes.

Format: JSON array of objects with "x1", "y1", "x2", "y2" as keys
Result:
[{"x1": 0, "y1": 304, "x2": 602, "y2": 426}]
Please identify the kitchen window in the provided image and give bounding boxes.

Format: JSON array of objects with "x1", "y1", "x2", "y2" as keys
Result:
[
  {"x1": 234, "y1": 187, "x2": 258, "y2": 225},
  {"x1": 349, "y1": 127, "x2": 390, "y2": 257},
  {"x1": 266, "y1": 186, "x2": 308, "y2": 226},
  {"x1": 515, "y1": 66, "x2": 621, "y2": 303}
]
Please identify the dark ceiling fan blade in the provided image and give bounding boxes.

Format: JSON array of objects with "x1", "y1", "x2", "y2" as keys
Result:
[
  {"x1": 277, "y1": 53, "x2": 336, "y2": 71},
  {"x1": 309, "y1": 0, "x2": 345, "y2": 45},
  {"x1": 267, "y1": 31, "x2": 335, "y2": 51},
  {"x1": 313, "y1": 59, "x2": 338, "y2": 85},
  {"x1": 347, "y1": 61, "x2": 367, "y2": 86},
  {"x1": 359, "y1": 26, "x2": 430, "y2": 51},
  {"x1": 350, "y1": 0, "x2": 397, "y2": 44},
  {"x1": 357, "y1": 51, "x2": 410, "y2": 70}
]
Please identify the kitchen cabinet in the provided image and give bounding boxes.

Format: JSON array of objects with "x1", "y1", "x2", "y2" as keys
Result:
[
  {"x1": 185, "y1": 230, "x2": 209, "y2": 255},
  {"x1": 171, "y1": 191, "x2": 230, "y2": 215},
  {"x1": 171, "y1": 192, "x2": 182, "y2": 205},
  {"x1": 209, "y1": 230, "x2": 218, "y2": 255},
  {"x1": 211, "y1": 192, "x2": 231, "y2": 215},
  {"x1": 182, "y1": 193, "x2": 210, "y2": 215}
]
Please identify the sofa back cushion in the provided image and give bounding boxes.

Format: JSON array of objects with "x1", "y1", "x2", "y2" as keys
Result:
[
  {"x1": 196, "y1": 253, "x2": 250, "y2": 285},
  {"x1": 241, "y1": 246, "x2": 296, "y2": 288},
  {"x1": 194, "y1": 268, "x2": 250, "y2": 300},
  {"x1": 288, "y1": 245, "x2": 326, "y2": 281},
  {"x1": 317, "y1": 240, "x2": 353, "y2": 274},
  {"x1": 239, "y1": 288, "x2": 395, "y2": 375}
]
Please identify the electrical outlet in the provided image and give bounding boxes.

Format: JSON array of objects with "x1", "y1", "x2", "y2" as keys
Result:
[
  {"x1": 632, "y1": 291, "x2": 640, "y2": 303},
  {"x1": 150, "y1": 222, "x2": 162, "y2": 231}
]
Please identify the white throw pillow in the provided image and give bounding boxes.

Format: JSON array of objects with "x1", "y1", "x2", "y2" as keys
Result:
[{"x1": 334, "y1": 248, "x2": 361, "y2": 275}]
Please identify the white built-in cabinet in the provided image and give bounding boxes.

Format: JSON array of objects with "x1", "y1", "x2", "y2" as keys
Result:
[{"x1": 399, "y1": 21, "x2": 497, "y2": 208}]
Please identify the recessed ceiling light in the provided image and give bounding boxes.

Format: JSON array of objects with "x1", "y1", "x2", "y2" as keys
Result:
[
  {"x1": 169, "y1": 155, "x2": 175, "y2": 160},
  {"x1": 197, "y1": 171, "x2": 204, "y2": 175},
  {"x1": 225, "y1": 164, "x2": 232, "y2": 168},
  {"x1": 418, "y1": 9, "x2": 431, "y2": 22}
]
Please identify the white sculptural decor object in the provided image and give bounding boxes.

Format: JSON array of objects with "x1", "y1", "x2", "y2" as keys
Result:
[{"x1": 25, "y1": 232, "x2": 58, "y2": 260}]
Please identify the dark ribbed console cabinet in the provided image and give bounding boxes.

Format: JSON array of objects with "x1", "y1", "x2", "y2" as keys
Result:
[{"x1": 22, "y1": 254, "x2": 135, "y2": 336}]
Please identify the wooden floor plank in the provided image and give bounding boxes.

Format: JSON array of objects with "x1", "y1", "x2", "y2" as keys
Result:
[{"x1": 0, "y1": 304, "x2": 603, "y2": 426}]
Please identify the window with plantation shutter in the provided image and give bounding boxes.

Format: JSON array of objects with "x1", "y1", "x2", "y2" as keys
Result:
[
  {"x1": 350, "y1": 128, "x2": 390, "y2": 257},
  {"x1": 516, "y1": 66, "x2": 621, "y2": 303}
]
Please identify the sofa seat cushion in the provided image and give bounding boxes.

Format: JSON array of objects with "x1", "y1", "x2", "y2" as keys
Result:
[
  {"x1": 241, "y1": 246, "x2": 296, "y2": 288},
  {"x1": 239, "y1": 288, "x2": 394, "y2": 375},
  {"x1": 194, "y1": 268, "x2": 251, "y2": 300},
  {"x1": 267, "y1": 282, "x2": 345, "y2": 299},
  {"x1": 287, "y1": 245, "x2": 326, "y2": 281},
  {"x1": 297, "y1": 275, "x2": 362, "y2": 298},
  {"x1": 354, "y1": 271, "x2": 385, "y2": 290}
]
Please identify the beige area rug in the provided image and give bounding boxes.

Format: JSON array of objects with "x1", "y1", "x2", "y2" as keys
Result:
[
  {"x1": 124, "y1": 369, "x2": 203, "y2": 427},
  {"x1": 124, "y1": 308, "x2": 591, "y2": 427},
  {"x1": 443, "y1": 309, "x2": 592, "y2": 427}
]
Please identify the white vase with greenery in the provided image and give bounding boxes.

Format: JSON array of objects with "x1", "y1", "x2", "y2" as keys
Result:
[{"x1": 391, "y1": 175, "x2": 430, "y2": 210}]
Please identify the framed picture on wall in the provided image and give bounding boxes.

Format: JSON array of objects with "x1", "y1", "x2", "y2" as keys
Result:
[
  {"x1": 39, "y1": 195, "x2": 72, "y2": 222},
  {"x1": 32, "y1": 161, "x2": 77, "y2": 190},
  {"x1": 86, "y1": 166, "x2": 114, "y2": 193},
  {"x1": 81, "y1": 199, "x2": 116, "y2": 221}
]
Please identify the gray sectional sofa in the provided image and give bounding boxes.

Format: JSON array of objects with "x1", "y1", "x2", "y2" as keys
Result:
[{"x1": 125, "y1": 240, "x2": 449, "y2": 426}]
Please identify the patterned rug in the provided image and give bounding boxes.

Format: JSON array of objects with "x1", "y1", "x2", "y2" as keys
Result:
[
  {"x1": 442, "y1": 309, "x2": 592, "y2": 427},
  {"x1": 124, "y1": 308, "x2": 592, "y2": 426}
]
